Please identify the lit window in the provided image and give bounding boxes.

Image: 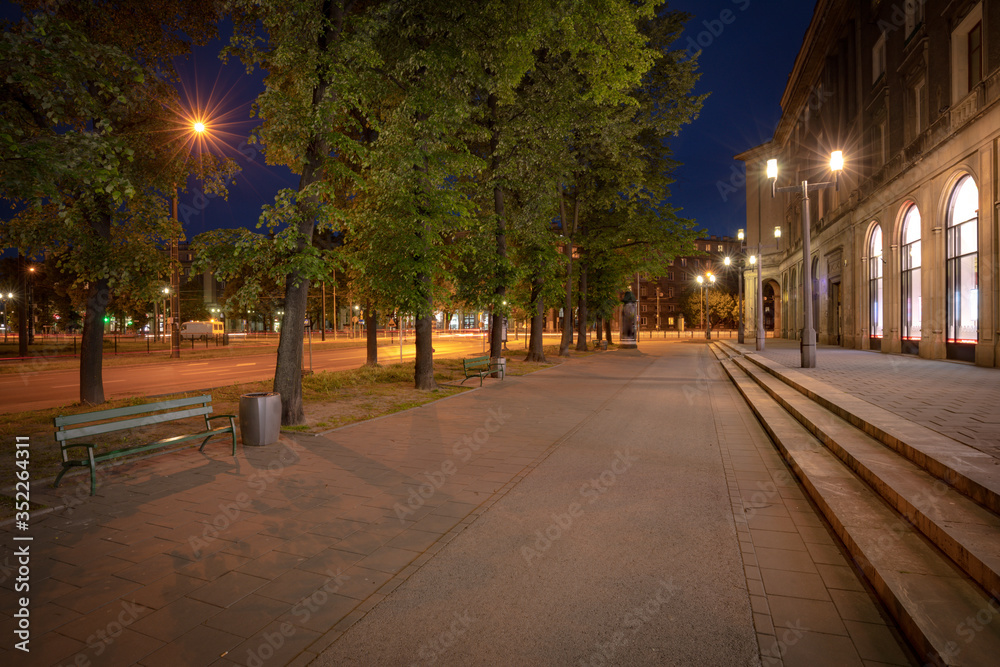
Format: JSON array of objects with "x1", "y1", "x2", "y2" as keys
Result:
[
  {"x1": 901, "y1": 205, "x2": 922, "y2": 343},
  {"x1": 946, "y1": 176, "x2": 979, "y2": 346},
  {"x1": 869, "y1": 225, "x2": 883, "y2": 339}
]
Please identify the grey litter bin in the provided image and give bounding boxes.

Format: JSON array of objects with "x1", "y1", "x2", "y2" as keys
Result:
[{"x1": 239, "y1": 392, "x2": 281, "y2": 446}]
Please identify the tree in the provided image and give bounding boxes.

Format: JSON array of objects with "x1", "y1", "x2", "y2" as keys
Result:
[
  {"x1": 227, "y1": 0, "x2": 379, "y2": 423},
  {"x1": 682, "y1": 286, "x2": 737, "y2": 330},
  {"x1": 1, "y1": 2, "x2": 228, "y2": 404}
]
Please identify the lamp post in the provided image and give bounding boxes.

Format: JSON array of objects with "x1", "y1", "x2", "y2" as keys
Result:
[
  {"x1": 724, "y1": 230, "x2": 760, "y2": 346},
  {"x1": 725, "y1": 230, "x2": 747, "y2": 344},
  {"x1": 161, "y1": 287, "x2": 170, "y2": 344},
  {"x1": 26, "y1": 265, "x2": 35, "y2": 345},
  {"x1": 696, "y1": 272, "x2": 715, "y2": 339},
  {"x1": 1, "y1": 292, "x2": 11, "y2": 343},
  {"x1": 170, "y1": 118, "x2": 209, "y2": 359},
  {"x1": 767, "y1": 151, "x2": 844, "y2": 368}
]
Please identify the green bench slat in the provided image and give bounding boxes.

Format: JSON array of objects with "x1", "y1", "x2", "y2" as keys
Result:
[
  {"x1": 54, "y1": 395, "x2": 213, "y2": 427},
  {"x1": 55, "y1": 405, "x2": 213, "y2": 441}
]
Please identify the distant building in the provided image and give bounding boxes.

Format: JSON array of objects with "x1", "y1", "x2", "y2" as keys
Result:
[
  {"x1": 634, "y1": 235, "x2": 742, "y2": 330},
  {"x1": 737, "y1": 0, "x2": 999, "y2": 367}
]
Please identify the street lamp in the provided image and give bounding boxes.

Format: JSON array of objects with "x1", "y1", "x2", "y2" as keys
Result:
[
  {"x1": 695, "y1": 272, "x2": 715, "y2": 339},
  {"x1": 724, "y1": 229, "x2": 750, "y2": 345},
  {"x1": 161, "y1": 287, "x2": 170, "y2": 343},
  {"x1": 169, "y1": 119, "x2": 210, "y2": 359},
  {"x1": 1, "y1": 292, "x2": 11, "y2": 343},
  {"x1": 767, "y1": 151, "x2": 844, "y2": 368},
  {"x1": 26, "y1": 265, "x2": 36, "y2": 345}
]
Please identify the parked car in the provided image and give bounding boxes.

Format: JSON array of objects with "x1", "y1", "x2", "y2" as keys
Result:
[{"x1": 180, "y1": 320, "x2": 224, "y2": 341}]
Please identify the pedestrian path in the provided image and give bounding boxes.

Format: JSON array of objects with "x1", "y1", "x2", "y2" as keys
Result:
[
  {"x1": 723, "y1": 339, "x2": 1000, "y2": 460},
  {"x1": 1, "y1": 342, "x2": 909, "y2": 666}
]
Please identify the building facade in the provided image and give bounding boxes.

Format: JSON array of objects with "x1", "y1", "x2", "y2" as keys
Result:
[
  {"x1": 635, "y1": 234, "x2": 742, "y2": 330},
  {"x1": 737, "y1": 0, "x2": 999, "y2": 367}
]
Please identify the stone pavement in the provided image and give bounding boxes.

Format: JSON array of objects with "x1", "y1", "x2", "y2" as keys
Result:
[
  {"x1": 722, "y1": 339, "x2": 1000, "y2": 460},
  {"x1": 1, "y1": 342, "x2": 912, "y2": 666}
]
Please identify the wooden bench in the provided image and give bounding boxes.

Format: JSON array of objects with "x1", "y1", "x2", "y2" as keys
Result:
[
  {"x1": 53, "y1": 395, "x2": 237, "y2": 495},
  {"x1": 461, "y1": 355, "x2": 504, "y2": 386}
]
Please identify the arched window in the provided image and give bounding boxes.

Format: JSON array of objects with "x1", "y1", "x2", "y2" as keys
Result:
[
  {"x1": 869, "y1": 226, "x2": 883, "y2": 343},
  {"x1": 901, "y1": 206, "x2": 921, "y2": 351},
  {"x1": 946, "y1": 176, "x2": 979, "y2": 355}
]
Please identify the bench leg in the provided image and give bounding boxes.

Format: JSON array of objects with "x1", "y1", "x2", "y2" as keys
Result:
[{"x1": 53, "y1": 463, "x2": 71, "y2": 489}]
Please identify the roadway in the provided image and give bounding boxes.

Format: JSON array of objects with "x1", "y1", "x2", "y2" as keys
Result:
[{"x1": 0, "y1": 335, "x2": 510, "y2": 414}]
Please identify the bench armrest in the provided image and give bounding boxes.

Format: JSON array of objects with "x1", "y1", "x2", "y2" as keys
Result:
[
  {"x1": 205, "y1": 413, "x2": 238, "y2": 455},
  {"x1": 207, "y1": 413, "x2": 237, "y2": 423}
]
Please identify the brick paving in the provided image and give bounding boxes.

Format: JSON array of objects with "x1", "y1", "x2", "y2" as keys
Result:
[
  {"x1": 0, "y1": 343, "x2": 912, "y2": 666},
  {"x1": 726, "y1": 340, "x2": 1000, "y2": 459},
  {"x1": 710, "y1": 365, "x2": 914, "y2": 666}
]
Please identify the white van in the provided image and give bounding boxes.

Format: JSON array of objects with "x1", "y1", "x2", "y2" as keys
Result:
[{"x1": 180, "y1": 320, "x2": 225, "y2": 340}]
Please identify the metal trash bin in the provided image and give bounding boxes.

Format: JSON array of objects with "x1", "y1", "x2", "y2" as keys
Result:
[{"x1": 239, "y1": 392, "x2": 281, "y2": 447}]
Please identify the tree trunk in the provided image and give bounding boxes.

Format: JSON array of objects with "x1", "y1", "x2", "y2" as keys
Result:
[
  {"x1": 79, "y1": 277, "x2": 110, "y2": 405},
  {"x1": 605, "y1": 318, "x2": 612, "y2": 344},
  {"x1": 272, "y1": 0, "x2": 339, "y2": 425},
  {"x1": 525, "y1": 270, "x2": 546, "y2": 362},
  {"x1": 575, "y1": 260, "x2": 588, "y2": 351},
  {"x1": 488, "y1": 94, "x2": 507, "y2": 363},
  {"x1": 365, "y1": 301, "x2": 378, "y2": 366},
  {"x1": 489, "y1": 182, "x2": 507, "y2": 363},
  {"x1": 274, "y1": 273, "x2": 310, "y2": 424},
  {"x1": 596, "y1": 316, "x2": 603, "y2": 342},
  {"x1": 558, "y1": 192, "x2": 578, "y2": 356},
  {"x1": 414, "y1": 278, "x2": 436, "y2": 390}
]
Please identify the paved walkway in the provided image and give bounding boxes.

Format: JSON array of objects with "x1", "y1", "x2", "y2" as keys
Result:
[
  {"x1": 1, "y1": 342, "x2": 911, "y2": 666},
  {"x1": 723, "y1": 339, "x2": 1000, "y2": 459}
]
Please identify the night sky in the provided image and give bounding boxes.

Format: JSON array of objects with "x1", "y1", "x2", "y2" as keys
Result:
[{"x1": 4, "y1": 1, "x2": 818, "y2": 243}]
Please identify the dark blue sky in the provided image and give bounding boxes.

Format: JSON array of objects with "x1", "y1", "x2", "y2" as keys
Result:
[
  {"x1": 3, "y1": 1, "x2": 818, "y2": 242},
  {"x1": 667, "y1": 0, "x2": 816, "y2": 238}
]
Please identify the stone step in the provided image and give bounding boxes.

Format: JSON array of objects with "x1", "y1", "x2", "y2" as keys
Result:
[
  {"x1": 712, "y1": 346, "x2": 1000, "y2": 666},
  {"x1": 727, "y1": 353, "x2": 1000, "y2": 600},
  {"x1": 714, "y1": 340, "x2": 1000, "y2": 517}
]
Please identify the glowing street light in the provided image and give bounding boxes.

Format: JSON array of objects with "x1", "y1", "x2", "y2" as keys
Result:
[
  {"x1": 767, "y1": 150, "x2": 845, "y2": 368},
  {"x1": 169, "y1": 117, "x2": 215, "y2": 358},
  {"x1": 696, "y1": 272, "x2": 716, "y2": 339}
]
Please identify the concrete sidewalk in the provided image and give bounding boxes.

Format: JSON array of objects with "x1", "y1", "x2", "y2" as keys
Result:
[
  {"x1": 0, "y1": 342, "x2": 909, "y2": 666},
  {"x1": 721, "y1": 339, "x2": 1000, "y2": 460}
]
